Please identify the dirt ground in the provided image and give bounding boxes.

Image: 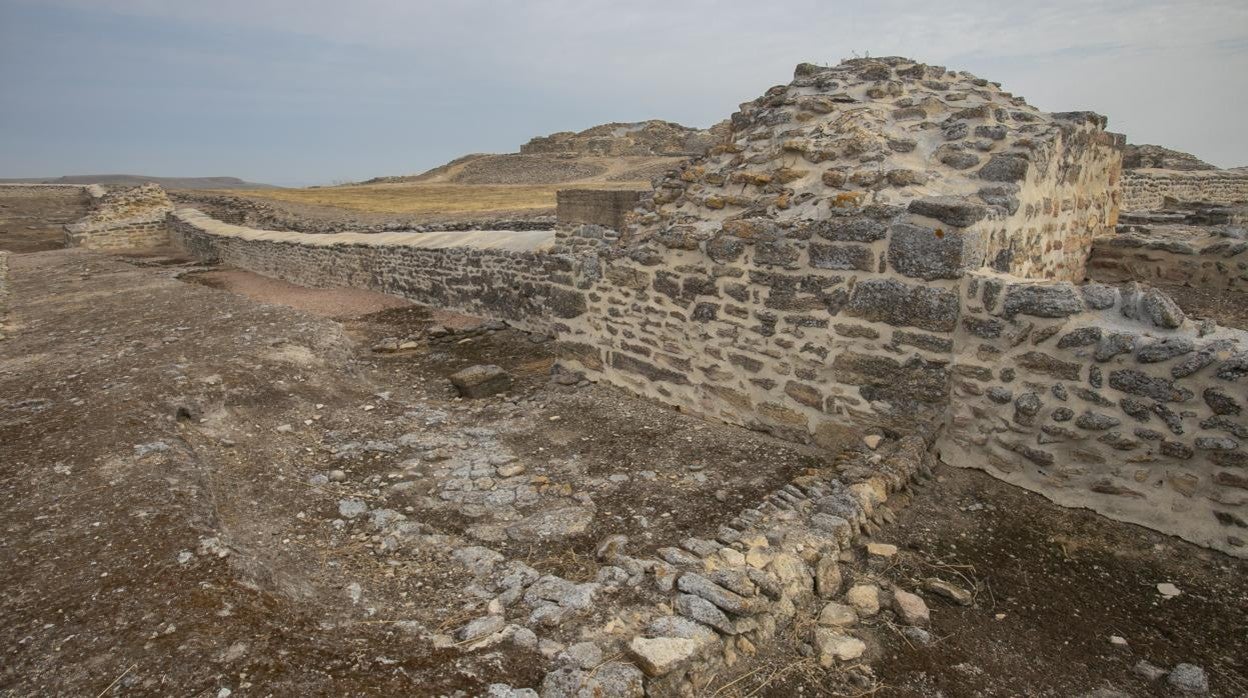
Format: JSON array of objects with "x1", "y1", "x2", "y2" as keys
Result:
[
  {"x1": 0, "y1": 186, "x2": 89, "y2": 252},
  {"x1": 2, "y1": 191, "x2": 1245, "y2": 696}
]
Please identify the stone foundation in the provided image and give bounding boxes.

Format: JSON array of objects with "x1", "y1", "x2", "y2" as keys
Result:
[{"x1": 1121, "y1": 169, "x2": 1248, "y2": 211}]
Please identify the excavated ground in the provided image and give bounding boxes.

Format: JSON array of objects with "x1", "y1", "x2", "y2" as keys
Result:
[{"x1": 1, "y1": 192, "x2": 1245, "y2": 696}]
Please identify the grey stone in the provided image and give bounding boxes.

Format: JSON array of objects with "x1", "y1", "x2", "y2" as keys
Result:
[
  {"x1": 1108, "y1": 369, "x2": 1193, "y2": 402},
  {"x1": 677, "y1": 573, "x2": 760, "y2": 615},
  {"x1": 978, "y1": 154, "x2": 1030, "y2": 182},
  {"x1": 1217, "y1": 352, "x2": 1248, "y2": 380},
  {"x1": 907, "y1": 196, "x2": 989, "y2": 228},
  {"x1": 1204, "y1": 387, "x2": 1242, "y2": 415},
  {"x1": 1051, "y1": 407, "x2": 1075, "y2": 422},
  {"x1": 1002, "y1": 283, "x2": 1083, "y2": 318},
  {"x1": 889, "y1": 222, "x2": 975, "y2": 280},
  {"x1": 809, "y1": 242, "x2": 873, "y2": 271},
  {"x1": 1095, "y1": 333, "x2": 1137, "y2": 362},
  {"x1": 1138, "y1": 339, "x2": 1193, "y2": 367},
  {"x1": 628, "y1": 636, "x2": 705, "y2": 677},
  {"x1": 507, "y1": 507, "x2": 595, "y2": 542},
  {"x1": 1167, "y1": 663, "x2": 1209, "y2": 694},
  {"x1": 459, "y1": 614, "x2": 505, "y2": 641},
  {"x1": 977, "y1": 185, "x2": 1020, "y2": 215},
  {"x1": 1195, "y1": 436, "x2": 1238, "y2": 450},
  {"x1": 1081, "y1": 283, "x2": 1119, "y2": 310},
  {"x1": 675, "y1": 593, "x2": 736, "y2": 634},
  {"x1": 893, "y1": 589, "x2": 930, "y2": 626},
  {"x1": 1057, "y1": 327, "x2": 1102, "y2": 349},
  {"x1": 450, "y1": 364, "x2": 513, "y2": 398},
  {"x1": 1171, "y1": 340, "x2": 1237, "y2": 378},
  {"x1": 814, "y1": 217, "x2": 887, "y2": 242},
  {"x1": 844, "y1": 278, "x2": 960, "y2": 333},
  {"x1": 1075, "y1": 411, "x2": 1121, "y2": 431},
  {"x1": 987, "y1": 387, "x2": 1013, "y2": 404},
  {"x1": 337, "y1": 499, "x2": 367, "y2": 519},
  {"x1": 1140, "y1": 289, "x2": 1186, "y2": 329}
]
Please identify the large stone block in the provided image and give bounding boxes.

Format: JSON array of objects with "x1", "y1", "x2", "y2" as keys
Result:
[
  {"x1": 844, "y1": 279, "x2": 959, "y2": 333},
  {"x1": 888, "y1": 222, "x2": 980, "y2": 280}
]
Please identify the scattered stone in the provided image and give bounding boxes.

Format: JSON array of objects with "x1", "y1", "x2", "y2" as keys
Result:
[
  {"x1": 846, "y1": 584, "x2": 880, "y2": 616},
  {"x1": 628, "y1": 636, "x2": 703, "y2": 677},
  {"x1": 337, "y1": 499, "x2": 367, "y2": 519},
  {"x1": 893, "y1": 589, "x2": 930, "y2": 626},
  {"x1": 1157, "y1": 582, "x2": 1182, "y2": 598},
  {"x1": 1167, "y1": 663, "x2": 1209, "y2": 694},
  {"x1": 813, "y1": 628, "x2": 866, "y2": 666},
  {"x1": 817, "y1": 602, "x2": 858, "y2": 627},
  {"x1": 923, "y1": 578, "x2": 973, "y2": 605},
  {"x1": 1133, "y1": 660, "x2": 1167, "y2": 682},
  {"x1": 506, "y1": 507, "x2": 594, "y2": 542},
  {"x1": 866, "y1": 542, "x2": 898, "y2": 560},
  {"x1": 863, "y1": 434, "x2": 883, "y2": 450}
]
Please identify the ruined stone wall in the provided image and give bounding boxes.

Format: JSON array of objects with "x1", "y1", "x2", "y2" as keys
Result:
[
  {"x1": 64, "y1": 183, "x2": 173, "y2": 250},
  {"x1": 168, "y1": 210, "x2": 578, "y2": 333},
  {"x1": 552, "y1": 58, "x2": 1121, "y2": 445},
  {"x1": 556, "y1": 189, "x2": 645, "y2": 232},
  {"x1": 1090, "y1": 226, "x2": 1248, "y2": 292},
  {"x1": 1122, "y1": 170, "x2": 1248, "y2": 211},
  {"x1": 943, "y1": 274, "x2": 1248, "y2": 556}
]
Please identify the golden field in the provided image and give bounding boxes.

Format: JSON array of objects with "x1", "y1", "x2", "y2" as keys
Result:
[{"x1": 221, "y1": 181, "x2": 649, "y2": 215}]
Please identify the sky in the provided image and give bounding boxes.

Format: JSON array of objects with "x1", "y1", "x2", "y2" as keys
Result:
[{"x1": 1, "y1": 0, "x2": 1245, "y2": 187}]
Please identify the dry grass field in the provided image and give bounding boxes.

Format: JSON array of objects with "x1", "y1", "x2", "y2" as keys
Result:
[{"x1": 219, "y1": 181, "x2": 647, "y2": 216}]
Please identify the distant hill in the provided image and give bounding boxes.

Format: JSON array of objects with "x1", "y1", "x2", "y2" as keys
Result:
[
  {"x1": 359, "y1": 119, "x2": 730, "y2": 187},
  {"x1": 0, "y1": 174, "x2": 278, "y2": 190}
]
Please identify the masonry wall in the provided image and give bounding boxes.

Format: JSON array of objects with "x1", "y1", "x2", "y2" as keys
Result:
[
  {"x1": 1089, "y1": 228, "x2": 1248, "y2": 292},
  {"x1": 64, "y1": 183, "x2": 172, "y2": 250},
  {"x1": 556, "y1": 189, "x2": 646, "y2": 232},
  {"x1": 943, "y1": 273, "x2": 1248, "y2": 556},
  {"x1": 168, "y1": 210, "x2": 577, "y2": 333},
  {"x1": 1122, "y1": 169, "x2": 1248, "y2": 211}
]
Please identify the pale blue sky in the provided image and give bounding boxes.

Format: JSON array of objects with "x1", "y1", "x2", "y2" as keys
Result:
[{"x1": 1, "y1": 0, "x2": 1245, "y2": 186}]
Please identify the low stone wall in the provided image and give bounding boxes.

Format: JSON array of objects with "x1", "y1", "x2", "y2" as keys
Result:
[
  {"x1": 64, "y1": 183, "x2": 172, "y2": 250},
  {"x1": 556, "y1": 189, "x2": 646, "y2": 231},
  {"x1": 943, "y1": 274, "x2": 1248, "y2": 556},
  {"x1": 168, "y1": 209, "x2": 577, "y2": 333},
  {"x1": 1122, "y1": 169, "x2": 1248, "y2": 211},
  {"x1": 1090, "y1": 227, "x2": 1248, "y2": 292}
]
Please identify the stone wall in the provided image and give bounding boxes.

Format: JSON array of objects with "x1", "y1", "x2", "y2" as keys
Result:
[
  {"x1": 168, "y1": 209, "x2": 578, "y2": 333},
  {"x1": 64, "y1": 183, "x2": 172, "y2": 250},
  {"x1": 552, "y1": 57, "x2": 1122, "y2": 446},
  {"x1": 1090, "y1": 226, "x2": 1248, "y2": 292},
  {"x1": 162, "y1": 57, "x2": 1246, "y2": 557},
  {"x1": 1122, "y1": 169, "x2": 1248, "y2": 211},
  {"x1": 943, "y1": 274, "x2": 1248, "y2": 555},
  {"x1": 555, "y1": 189, "x2": 646, "y2": 232}
]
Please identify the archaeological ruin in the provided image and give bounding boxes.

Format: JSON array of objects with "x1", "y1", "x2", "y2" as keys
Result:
[{"x1": 5, "y1": 55, "x2": 1246, "y2": 695}]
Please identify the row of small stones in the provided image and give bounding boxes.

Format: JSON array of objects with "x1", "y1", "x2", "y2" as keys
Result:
[{"x1": 482, "y1": 437, "x2": 945, "y2": 697}]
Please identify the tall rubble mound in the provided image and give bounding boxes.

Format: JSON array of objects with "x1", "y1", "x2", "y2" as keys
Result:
[{"x1": 624, "y1": 56, "x2": 1122, "y2": 282}]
